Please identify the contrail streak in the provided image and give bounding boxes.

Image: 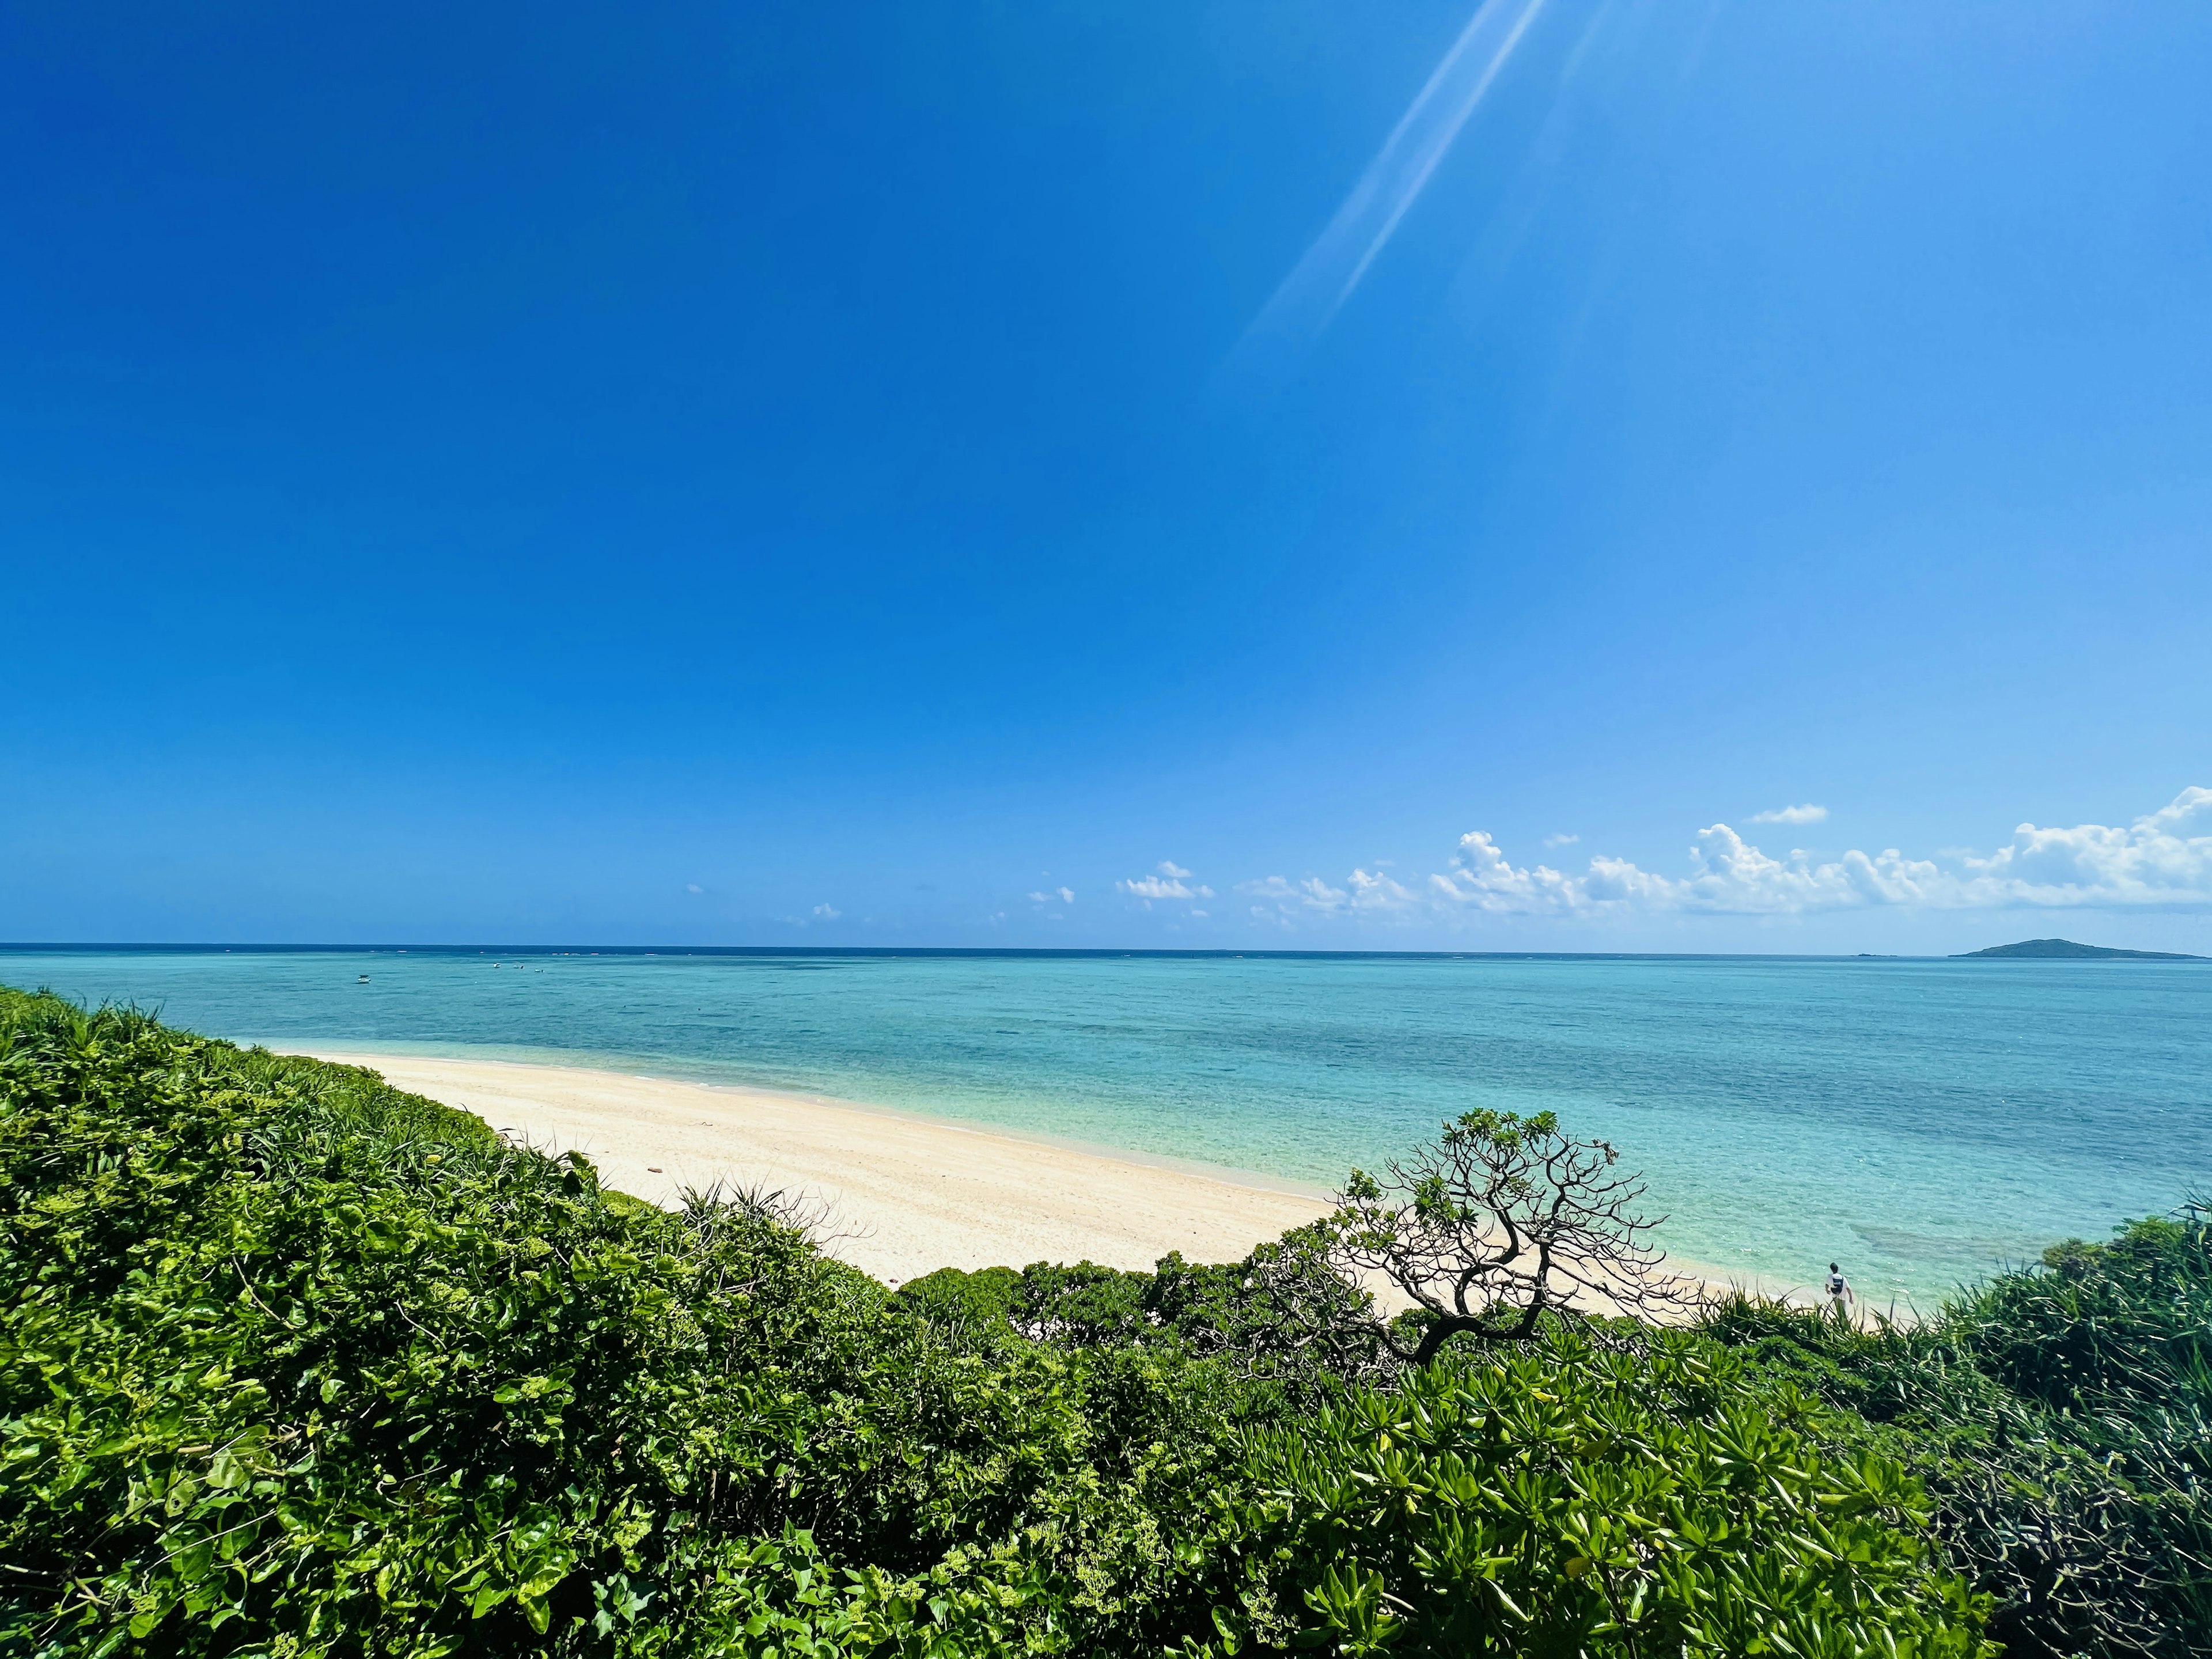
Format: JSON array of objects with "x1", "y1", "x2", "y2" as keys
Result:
[{"x1": 1244, "y1": 0, "x2": 1548, "y2": 346}]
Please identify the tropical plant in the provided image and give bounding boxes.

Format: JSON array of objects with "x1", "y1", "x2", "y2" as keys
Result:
[{"x1": 1327, "y1": 1108, "x2": 1692, "y2": 1364}]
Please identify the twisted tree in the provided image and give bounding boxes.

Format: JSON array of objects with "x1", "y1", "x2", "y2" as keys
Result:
[{"x1": 1327, "y1": 1108, "x2": 1693, "y2": 1365}]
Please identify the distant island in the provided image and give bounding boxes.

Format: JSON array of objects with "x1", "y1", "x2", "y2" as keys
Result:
[{"x1": 1955, "y1": 937, "x2": 2206, "y2": 961}]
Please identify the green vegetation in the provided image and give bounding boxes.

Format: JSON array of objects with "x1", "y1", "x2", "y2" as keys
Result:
[
  {"x1": 1327, "y1": 1107, "x2": 1690, "y2": 1359},
  {"x1": 1, "y1": 987, "x2": 2194, "y2": 1655},
  {"x1": 1953, "y1": 939, "x2": 2206, "y2": 960},
  {"x1": 1702, "y1": 1212, "x2": 2212, "y2": 1657}
]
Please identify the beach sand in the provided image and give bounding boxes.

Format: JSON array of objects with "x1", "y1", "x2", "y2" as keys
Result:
[
  {"x1": 304, "y1": 1050, "x2": 1334, "y2": 1286},
  {"x1": 301, "y1": 1050, "x2": 1793, "y2": 1317}
]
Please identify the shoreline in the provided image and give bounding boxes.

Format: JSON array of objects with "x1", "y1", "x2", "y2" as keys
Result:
[
  {"x1": 301, "y1": 1046, "x2": 1814, "y2": 1311},
  {"x1": 287, "y1": 1041, "x2": 1336, "y2": 1200},
  {"x1": 302, "y1": 1048, "x2": 1337, "y2": 1287}
]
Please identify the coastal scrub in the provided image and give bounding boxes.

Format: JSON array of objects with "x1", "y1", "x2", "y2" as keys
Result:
[{"x1": 2, "y1": 988, "x2": 1991, "y2": 1656}]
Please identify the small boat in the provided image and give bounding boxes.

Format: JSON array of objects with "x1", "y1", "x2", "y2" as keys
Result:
[{"x1": 357, "y1": 974, "x2": 370, "y2": 983}]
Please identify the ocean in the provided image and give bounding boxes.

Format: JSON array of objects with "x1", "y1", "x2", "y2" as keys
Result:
[{"x1": 5, "y1": 945, "x2": 2206, "y2": 1308}]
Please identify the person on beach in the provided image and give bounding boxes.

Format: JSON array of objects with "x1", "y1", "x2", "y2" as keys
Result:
[{"x1": 1824, "y1": 1262, "x2": 1854, "y2": 1320}]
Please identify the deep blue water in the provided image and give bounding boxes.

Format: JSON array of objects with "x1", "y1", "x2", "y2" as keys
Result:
[{"x1": 6, "y1": 946, "x2": 2206, "y2": 1307}]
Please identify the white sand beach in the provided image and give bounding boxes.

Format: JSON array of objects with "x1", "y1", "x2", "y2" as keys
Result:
[
  {"x1": 304, "y1": 1050, "x2": 1335, "y2": 1286},
  {"x1": 302, "y1": 1050, "x2": 1793, "y2": 1316}
]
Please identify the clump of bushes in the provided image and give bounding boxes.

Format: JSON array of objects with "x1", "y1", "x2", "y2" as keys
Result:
[
  {"x1": 1200, "y1": 1334, "x2": 1988, "y2": 1657},
  {"x1": 902, "y1": 1232, "x2": 1392, "y2": 1396},
  {"x1": 1700, "y1": 1209, "x2": 2212, "y2": 1658},
  {"x1": 2, "y1": 990, "x2": 1998, "y2": 1655}
]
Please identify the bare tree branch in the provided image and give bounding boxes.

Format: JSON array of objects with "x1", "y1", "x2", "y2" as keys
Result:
[{"x1": 1322, "y1": 1109, "x2": 1696, "y2": 1365}]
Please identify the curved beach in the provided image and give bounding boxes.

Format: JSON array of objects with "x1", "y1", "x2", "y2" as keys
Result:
[
  {"x1": 304, "y1": 1050, "x2": 1335, "y2": 1286},
  {"x1": 304, "y1": 1048, "x2": 1769, "y2": 1309}
]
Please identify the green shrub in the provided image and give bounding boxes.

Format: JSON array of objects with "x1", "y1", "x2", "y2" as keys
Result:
[
  {"x1": 0, "y1": 991, "x2": 1279, "y2": 1655},
  {"x1": 1181, "y1": 1331, "x2": 1989, "y2": 1658},
  {"x1": 1701, "y1": 1212, "x2": 2212, "y2": 1659},
  {"x1": 892, "y1": 1266, "x2": 1022, "y2": 1334},
  {"x1": 0, "y1": 989, "x2": 1993, "y2": 1657},
  {"x1": 988, "y1": 1233, "x2": 1393, "y2": 1399},
  {"x1": 1008, "y1": 1260, "x2": 1159, "y2": 1347}
]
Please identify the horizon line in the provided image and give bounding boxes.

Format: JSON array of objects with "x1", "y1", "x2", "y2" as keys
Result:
[{"x1": 5, "y1": 941, "x2": 2194, "y2": 963}]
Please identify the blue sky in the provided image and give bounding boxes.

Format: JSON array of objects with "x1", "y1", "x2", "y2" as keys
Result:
[{"x1": 4, "y1": 0, "x2": 2209, "y2": 952}]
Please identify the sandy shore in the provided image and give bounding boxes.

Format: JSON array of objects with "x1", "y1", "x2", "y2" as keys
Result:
[
  {"x1": 304, "y1": 1050, "x2": 1334, "y2": 1286},
  {"x1": 301, "y1": 1050, "x2": 1807, "y2": 1318}
]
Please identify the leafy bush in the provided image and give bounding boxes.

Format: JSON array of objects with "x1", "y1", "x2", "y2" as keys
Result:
[
  {"x1": 1701, "y1": 1212, "x2": 2212, "y2": 1658},
  {"x1": 0, "y1": 991, "x2": 1260, "y2": 1654},
  {"x1": 891, "y1": 1266, "x2": 1021, "y2": 1335},
  {"x1": 0, "y1": 990, "x2": 1992, "y2": 1656},
  {"x1": 984, "y1": 1233, "x2": 1394, "y2": 1396},
  {"x1": 1197, "y1": 1332, "x2": 1989, "y2": 1658}
]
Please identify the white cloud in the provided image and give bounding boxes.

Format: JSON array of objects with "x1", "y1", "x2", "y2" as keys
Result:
[
  {"x1": 1238, "y1": 874, "x2": 1342, "y2": 911},
  {"x1": 1158, "y1": 860, "x2": 1193, "y2": 878},
  {"x1": 1541, "y1": 832, "x2": 1579, "y2": 848},
  {"x1": 1212, "y1": 787, "x2": 2212, "y2": 929},
  {"x1": 1128, "y1": 789, "x2": 2212, "y2": 934},
  {"x1": 1955, "y1": 787, "x2": 2212, "y2": 907},
  {"x1": 1239, "y1": 868, "x2": 1423, "y2": 922},
  {"x1": 1749, "y1": 803, "x2": 1829, "y2": 825},
  {"x1": 1118, "y1": 873, "x2": 1214, "y2": 904},
  {"x1": 1425, "y1": 787, "x2": 2212, "y2": 917},
  {"x1": 812, "y1": 903, "x2": 840, "y2": 919},
  {"x1": 1028, "y1": 886, "x2": 1075, "y2": 904},
  {"x1": 1430, "y1": 827, "x2": 1943, "y2": 916}
]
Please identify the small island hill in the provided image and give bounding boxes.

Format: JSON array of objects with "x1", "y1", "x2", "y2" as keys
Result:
[{"x1": 1953, "y1": 937, "x2": 2206, "y2": 960}]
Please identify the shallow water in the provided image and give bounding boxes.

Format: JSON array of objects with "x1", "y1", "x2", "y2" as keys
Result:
[{"x1": 6, "y1": 946, "x2": 2206, "y2": 1308}]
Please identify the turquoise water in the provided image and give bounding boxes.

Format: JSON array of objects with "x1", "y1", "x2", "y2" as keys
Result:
[{"x1": 6, "y1": 946, "x2": 2207, "y2": 1308}]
